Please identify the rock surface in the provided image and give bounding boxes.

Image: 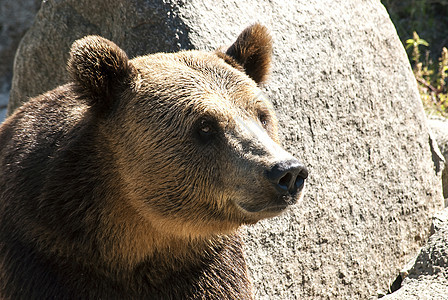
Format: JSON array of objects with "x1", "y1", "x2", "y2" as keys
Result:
[
  {"x1": 0, "y1": 0, "x2": 41, "y2": 122},
  {"x1": 5, "y1": 0, "x2": 444, "y2": 299},
  {"x1": 383, "y1": 209, "x2": 448, "y2": 299},
  {"x1": 428, "y1": 116, "x2": 448, "y2": 203},
  {"x1": 0, "y1": 92, "x2": 7, "y2": 123}
]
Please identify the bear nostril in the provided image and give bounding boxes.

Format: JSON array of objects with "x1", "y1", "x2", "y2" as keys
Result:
[
  {"x1": 278, "y1": 173, "x2": 293, "y2": 191},
  {"x1": 266, "y1": 160, "x2": 308, "y2": 195},
  {"x1": 295, "y1": 177, "x2": 305, "y2": 191}
]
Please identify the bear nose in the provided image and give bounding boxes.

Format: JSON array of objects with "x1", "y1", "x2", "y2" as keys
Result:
[{"x1": 266, "y1": 160, "x2": 308, "y2": 195}]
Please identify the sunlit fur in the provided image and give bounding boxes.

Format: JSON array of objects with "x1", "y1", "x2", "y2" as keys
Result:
[{"x1": 0, "y1": 24, "x2": 303, "y2": 299}]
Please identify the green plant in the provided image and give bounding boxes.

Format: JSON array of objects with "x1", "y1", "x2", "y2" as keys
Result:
[
  {"x1": 382, "y1": 0, "x2": 448, "y2": 62},
  {"x1": 406, "y1": 32, "x2": 448, "y2": 115},
  {"x1": 406, "y1": 31, "x2": 428, "y2": 65}
]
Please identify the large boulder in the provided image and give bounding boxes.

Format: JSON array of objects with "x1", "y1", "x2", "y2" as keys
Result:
[{"x1": 6, "y1": 0, "x2": 444, "y2": 298}]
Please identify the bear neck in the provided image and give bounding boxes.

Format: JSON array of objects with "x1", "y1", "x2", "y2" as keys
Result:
[{"x1": 86, "y1": 176, "x2": 252, "y2": 297}]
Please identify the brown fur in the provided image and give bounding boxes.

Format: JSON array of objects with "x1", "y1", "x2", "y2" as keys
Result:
[
  {"x1": 67, "y1": 35, "x2": 135, "y2": 109},
  {"x1": 224, "y1": 24, "x2": 273, "y2": 84},
  {"x1": 0, "y1": 24, "x2": 305, "y2": 299}
]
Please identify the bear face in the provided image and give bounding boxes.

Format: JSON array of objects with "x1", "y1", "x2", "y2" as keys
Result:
[{"x1": 67, "y1": 25, "x2": 307, "y2": 241}]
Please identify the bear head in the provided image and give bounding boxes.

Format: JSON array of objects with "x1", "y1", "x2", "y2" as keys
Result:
[{"x1": 67, "y1": 24, "x2": 308, "y2": 240}]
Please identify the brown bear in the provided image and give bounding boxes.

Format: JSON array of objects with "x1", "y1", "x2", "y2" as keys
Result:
[{"x1": 0, "y1": 24, "x2": 307, "y2": 299}]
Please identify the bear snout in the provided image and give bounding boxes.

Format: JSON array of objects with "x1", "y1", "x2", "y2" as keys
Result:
[
  {"x1": 265, "y1": 160, "x2": 308, "y2": 196},
  {"x1": 233, "y1": 159, "x2": 308, "y2": 218}
]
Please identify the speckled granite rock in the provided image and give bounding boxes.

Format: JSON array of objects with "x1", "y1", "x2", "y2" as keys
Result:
[
  {"x1": 0, "y1": 0, "x2": 40, "y2": 123},
  {"x1": 428, "y1": 116, "x2": 448, "y2": 203},
  {"x1": 383, "y1": 209, "x2": 448, "y2": 299}
]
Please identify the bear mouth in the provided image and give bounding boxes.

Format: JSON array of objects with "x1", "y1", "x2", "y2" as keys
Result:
[
  {"x1": 233, "y1": 192, "x2": 301, "y2": 218},
  {"x1": 239, "y1": 202, "x2": 289, "y2": 214}
]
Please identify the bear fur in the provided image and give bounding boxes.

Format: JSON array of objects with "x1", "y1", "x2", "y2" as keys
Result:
[{"x1": 0, "y1": 24, "x2": 307, "y2": 299}]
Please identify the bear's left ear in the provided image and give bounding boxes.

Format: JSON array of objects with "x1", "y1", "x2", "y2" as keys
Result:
[
  {"x1": 67, "y1": 35, "x2": 134, "y2": 109},
  {"x1": 223, "y1": 24, "x2": 273, "y2": 84}
]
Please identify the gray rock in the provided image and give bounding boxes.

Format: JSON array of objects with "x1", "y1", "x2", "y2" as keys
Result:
[
  {"x1": 428, "y1": 117, "x2": 448, "y2": 158},
  {"x1": 0, "y1": 0, "x2": 41, "y2": 122},
  {"x1": 428, "y1": 116, "x2": 448, "y2": 203},
  {"x1": 7, "y1": 0, "x2": 444, "y2": 299},
  {"x1": 0, "y1": 92, "x2": 7, "y2": 123},
  {"x1": 383, "y1": 209, "x2": 448, "y2": 299}
]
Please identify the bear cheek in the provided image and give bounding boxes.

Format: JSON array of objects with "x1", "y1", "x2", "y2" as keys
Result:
[{"x1": 135, "y1": 153, "x2": 241, "y2": 235}]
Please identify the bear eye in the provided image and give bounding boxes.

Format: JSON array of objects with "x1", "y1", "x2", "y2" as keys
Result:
[
  {"x1": 195, "y1": 118, "x2": 217, "y2": 143},
  {"x1": 200, "y1": 123, "x2": 211, "y2": 134},
  {"x1": 257, "y1": 111, "x2": 269, "y2": 128}
]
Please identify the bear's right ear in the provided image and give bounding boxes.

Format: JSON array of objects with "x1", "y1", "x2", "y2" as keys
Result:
[
  {"x1": 67, "y1": 35, "x2": 134, "y2": 109},
  {"x1": 223, "y1": 24, "x2": 273, "y2": 84}
]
